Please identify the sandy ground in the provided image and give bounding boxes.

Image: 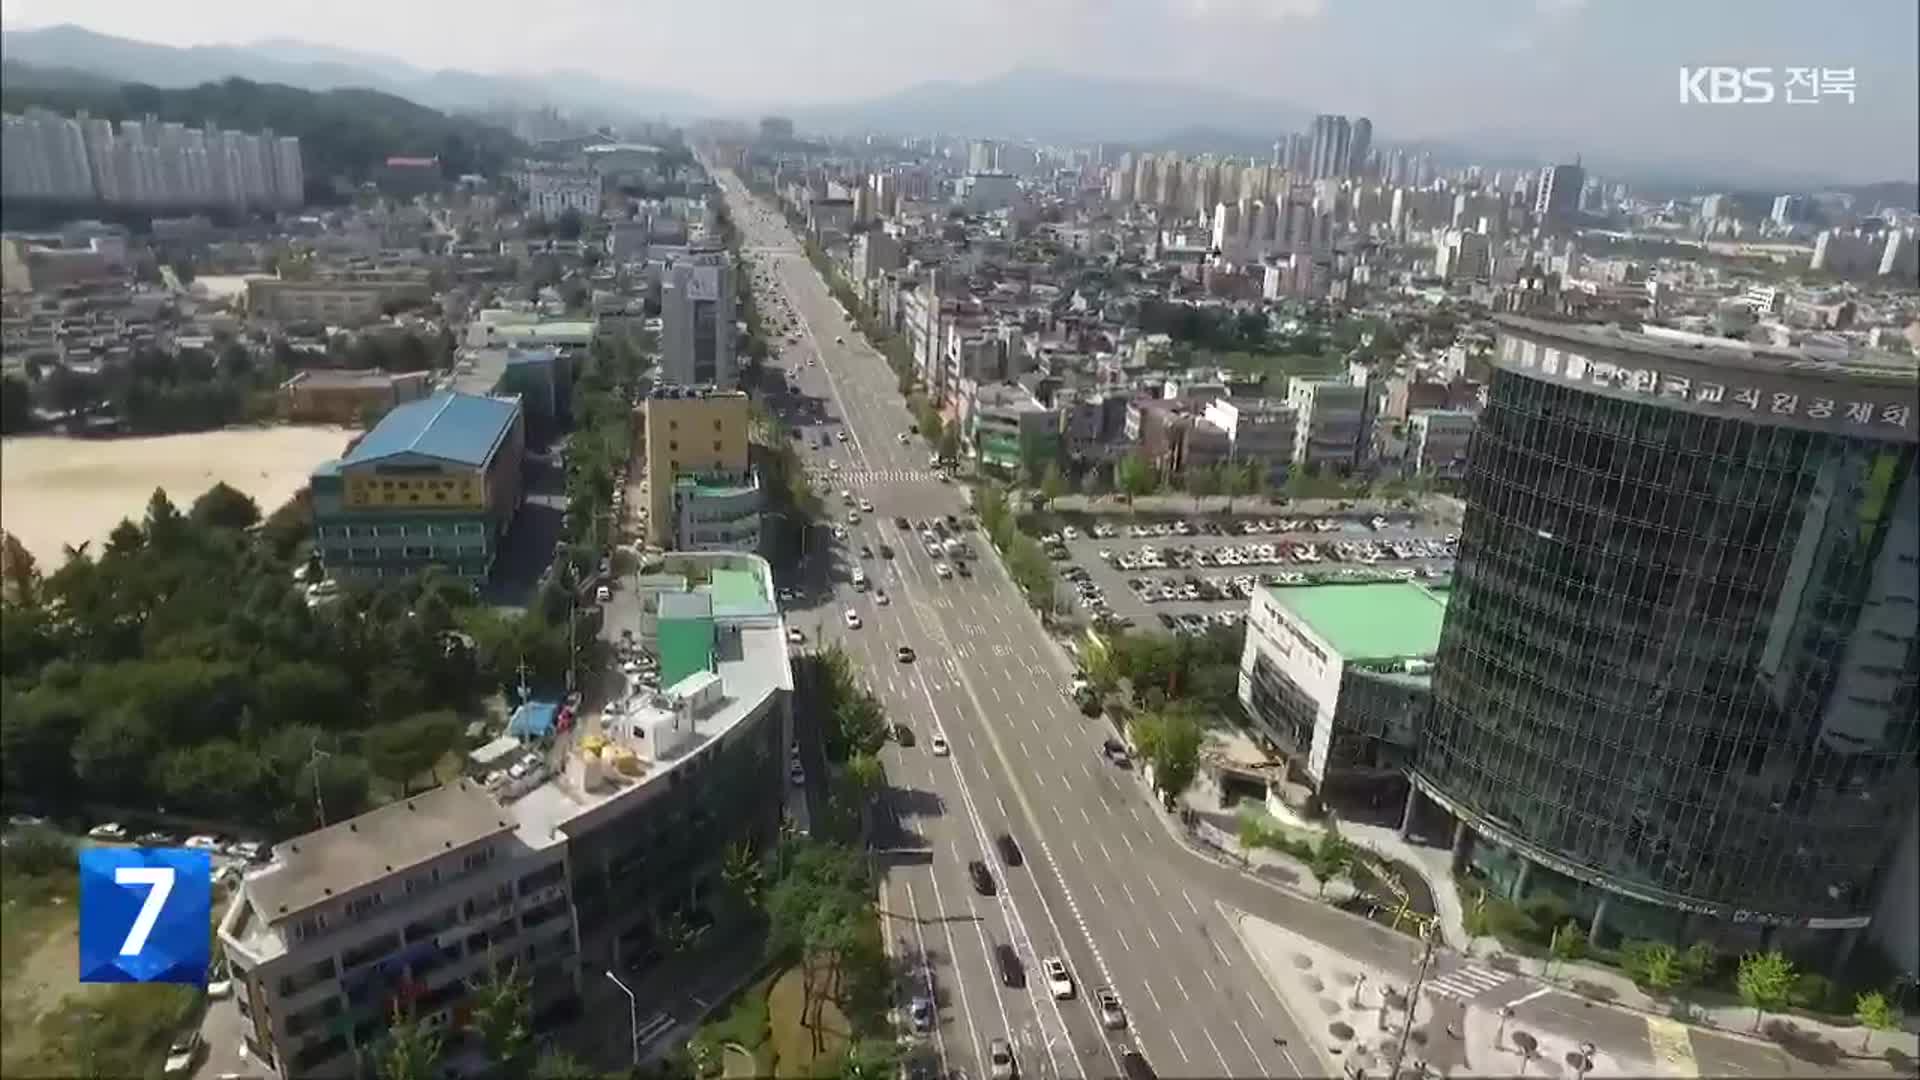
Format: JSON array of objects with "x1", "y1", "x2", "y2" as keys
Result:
[{"x1": 0, "y1": 426, "x2": 354, "y2": 568}]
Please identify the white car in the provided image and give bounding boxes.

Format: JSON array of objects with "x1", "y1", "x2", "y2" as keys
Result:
[
  {"x1": 835, "y1": 335, "x2": 846, "y2": 344},
  {"x1": 896, "y1": 432, "x2": 909, "y2": 444},
  {"x1": 875, "y1": 591, "x2": 890, "y2": 606},
  {"x1": 88, "y1": 823, "x2": 127, "y2": 840},
  {"x1": 1043, "y1": 956, "x2": 1074, "y2": 1000},
  {"x1": 163, "y1": 1031, "x2": 202, "y2": 1075},
  {"x1": 930, "y1": 733, "x2": 951, "y2": 756},
  {"x1": 860, "y1": 499, "x2": 874, "y2": 513},
  {"x1": 787, "y1": 627, "x2": 805, "y2": 645},
  {"x1": 988, "y1": 1037, "x2": 1015, "y2": 1080},
  {"x1": 935, "y1": 563, "x2": 953, "y2": 579},
  {"x1": 844, "y1": 609, "x2": 862, "y2": 629},
  {"x1": 595, "y1": 585, "x2": 612, "y2": 603}
]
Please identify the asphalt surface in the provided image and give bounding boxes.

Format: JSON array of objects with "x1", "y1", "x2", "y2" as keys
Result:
[{"x1": 717, "y1": 172, "x2": 1841, "y2": 1080}]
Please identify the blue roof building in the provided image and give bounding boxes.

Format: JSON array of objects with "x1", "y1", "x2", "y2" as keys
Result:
[{"x1": 309, "y1": 390, "x2": 527, "y2": 584}]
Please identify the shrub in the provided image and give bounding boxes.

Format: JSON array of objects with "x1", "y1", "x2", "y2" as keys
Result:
[{"x1": 1789, "y1": 972, "x2": 1843, "y2": 1013}]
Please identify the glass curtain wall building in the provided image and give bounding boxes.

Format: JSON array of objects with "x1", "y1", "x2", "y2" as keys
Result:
[{"x1": 1411, "y1": 316, "x2": 1918, "y2": 961}]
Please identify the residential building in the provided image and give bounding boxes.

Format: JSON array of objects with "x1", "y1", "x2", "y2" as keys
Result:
[
  {"x1": 1238, "y1": 581, "x2": 1448, "y2": 800},
  {"x1": 1307, "y1": 116, "x2": 1351, "y2": 181},
  {"x1": 2, "y1": 108, "x2": 303, "y2": 209},
  {"x1": 520, "y1": 166, "x2": 600, "y2": 218},
  {"x1": 1533, "y1": 163, "x2": 1585, "y2": 230},
  {"x1": 220, "y1": 553, "x2": 792, "y2": 1079},
  {"x1": 248, "y1": 279, "x2": 432, "y2": 326},
  {"x1": 1413, "y1": 315, "x2": 1919, "y2": 959},
  {"x1": 280, "y1": 369, "x2": 434, "y2": 425},
  {"x1": 661, "y1": 248, "x2": 737, "y2": 388},
  {"x1": 1199, "y1": 397, "x2": 1299, "y2": 483},
  {"x1": 641, "y1": 387, "x2": 759, "y2": 553},
  {"x1": 1435, "y1": 229, "x2": 1492, "y2": 283},
  {"x1": 1286, "y1": 378, "x2": 1372, "y2": 471},
  {"x1": 1406, "y1": 409, "x2": 1475, "y2": 479},
  {"x1": 309, "y1": 391, "x2": 527, "y2": 584},
  {"x1": 969, "y1": 382, "x2": 1059, "y2": 478}
]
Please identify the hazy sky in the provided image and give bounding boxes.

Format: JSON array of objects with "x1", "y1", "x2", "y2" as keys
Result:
[{"x1": 5, "y1": 0, "x2": 1917, "y2": 181}]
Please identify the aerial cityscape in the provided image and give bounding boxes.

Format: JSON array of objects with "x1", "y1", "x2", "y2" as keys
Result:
[{"x1": 0, "y1": 3, "x2": 1916, "y2": 1080}]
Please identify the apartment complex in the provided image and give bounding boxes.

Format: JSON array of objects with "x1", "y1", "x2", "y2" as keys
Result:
[
  {"x1": 309, "y1": 391, "x2": 526, "y2": 583},
  {"x1": 248, "y1": 279, "x2": 432, "y2": 326},
  {"x1": 220, "y1": 554, "x2": 794, "y2": 1078},
  {"x1": 660, "y1": 248, "x2": 737, "y2": 388},
  {"x1": 280, "y1": 369, "x2": 434, "y2": 425},
  {"x1": 640, "y1": 387, "x2": 761, "y2": 553},
  {"x1": 1, "y1": 107, "x2": 303, "y2": 209},
  {"x1": 1286, "y1": 378, "x2": 1373, "y2": 471}
]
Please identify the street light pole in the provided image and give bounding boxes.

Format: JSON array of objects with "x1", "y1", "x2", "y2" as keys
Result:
[
  {"x1": 604, "y1": 969, "x2": 639, "y2": 1068},
  {"x1": 1388, "y1": 922, "x2": 1439, "y2": 1080},
  {"x1": 1494, "y1": 1005, "x2": 1515, "y2": 1049}
]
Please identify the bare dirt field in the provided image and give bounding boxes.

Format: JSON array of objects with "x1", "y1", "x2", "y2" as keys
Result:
[{"x1": 0, "y1": 426, "x2": 353, "y2": 568}]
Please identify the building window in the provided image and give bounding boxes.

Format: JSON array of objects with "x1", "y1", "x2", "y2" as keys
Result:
[
  {"x1": 669, "y1": 441, "x2": 678, "y2": 451},
  {"x1": 713, "y1": 442, "x2": 722, "y2": 452},
  {"x1": 713, "y1": 420, "x2": 722, "y2": 431}
]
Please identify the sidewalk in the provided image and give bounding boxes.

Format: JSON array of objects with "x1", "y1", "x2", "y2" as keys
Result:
[{"x1": 1230, "y1": 908, "x2": 1670, "y2": 1079}]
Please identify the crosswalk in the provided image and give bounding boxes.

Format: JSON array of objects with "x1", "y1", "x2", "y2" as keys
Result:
[
  {"x1": 1423, "y1": 962, "x2": 1513, "y2": 1003},
  {"x1": 808, "y1": 467, "x2": 944, "y2": 486}
]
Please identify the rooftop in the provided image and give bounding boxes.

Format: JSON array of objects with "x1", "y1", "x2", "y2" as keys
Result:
[
  {"x1": 244, "y1": 780, "x2": 515, "y2": 923},
  {"x1": 340, "y1": 390, "x2": 520, "y2": 470},
  {"x1": 1496, "y1": 315, "x2": 1919, "y2": 385},
  {"x1": 1267, "y1": 581, "x2": 1449, "y2": 662}
]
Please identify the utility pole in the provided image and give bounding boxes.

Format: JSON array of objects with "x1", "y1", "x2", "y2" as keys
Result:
[{"x1": 1389, "y1": 921, "x2": 1439, "y2": 1080}]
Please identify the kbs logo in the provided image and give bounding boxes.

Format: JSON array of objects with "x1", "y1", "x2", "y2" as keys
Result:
[
  {"x1": 1680, "y1": 67, "x2": 1857, "y2": 105},
  {"x1": 78, "y1": 847, "x2": 213, "y2": 984}
]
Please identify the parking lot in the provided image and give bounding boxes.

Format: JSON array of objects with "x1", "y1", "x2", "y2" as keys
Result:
[{"x1": 1042, "y1": 513, "x2": 1457, "y2": 633}]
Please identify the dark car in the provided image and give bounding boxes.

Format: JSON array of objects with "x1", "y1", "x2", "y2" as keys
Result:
[
  {"x1": 969, "y1": 859, "x2": 996, "y2": 895},
  {"x1": 994, "y1": 943, "x2": 1025, "y2": 987},
  {"x1": 893, "y1": 724, "x2": 916, "y2": 747},
  {"x1": 996, "y1": 833, "x2": 1023, "y2": 867},
  {"x1": 1120, "y1": 1051, "x2": 1157, "y2": 1080},
  {"x1": 879, "y1": 544, "x2": 894, "y2": 559},
  {"x1": 945, "y1": 514, "x2": 959, "y2": 528},
  {"x1": 1102, "y1": 738, "x2": 1132, "y2": 768},
  {"x1": 895, "y1": 516, "x2": 910, "y2": 529},
  {"x1": 956, "y1": 561, "x2": 972, "y2": 578}
]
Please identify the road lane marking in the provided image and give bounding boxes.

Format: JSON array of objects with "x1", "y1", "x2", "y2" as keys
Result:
[
  {"x1": 1143, "y1": 874, "x2": 1161, "y2": 898},
  {"x1": 1071, "y1": 840, "x2": 1084, "y2": 863},
  {"x1": 1080, "y1": 808, "x2": 1092, "y2": 826},
  {"x1": 1501, "y1": 986, "x2": 1553, "y2": 1009},
  {"x1": 1052, "y1": 806, "x2": 1063, "y2": 824},
  {"x1": 1172, "y1": 974, "x2": 1188, "y2": 1000},
  {"x1": 1232, "y1": 1019, "x2": 1261, "y2": 1074},
  {"x1": 1143, "y1": 982, "x2": 1164, "y2": 1013},
  {"x1": 1202, "y1": 1026, "x2": 1231, "y2": 1077},
  {"x1": 1088, "y1": 881, "x2": 1106, "y2": 906},
  {"x1": 1097, "y1": 840, "x2": 1113, "y2": 864},
  {"x1": 997, "y1": 796, "x2": 1008, "y2": 818},
  {"x1": 1203, "y1": 969, "x2": 1219, "y2": 991},
  {"x1": 1120, "y1": 832, "x2": 1136, "y2": 854},
  {"x1": 903, "y1": 883, "x2": 955, "y2": 1076},
  {"x1": 1121, "y1": 882, "x2": 1137, "y2": 906},
  {"x1": 1183, "y1": 889, "x2": 1199, "y2": 916},
  {"x1": 1145, "y1": 924, "x2": 1161, "y2": 949},
  {"x1": 1166, "y1": 1029, "x2": 1189, "y2": 1064},
  {"x1": 1647, "y1": 1016, "x2": 1699, "y2": 1078}
]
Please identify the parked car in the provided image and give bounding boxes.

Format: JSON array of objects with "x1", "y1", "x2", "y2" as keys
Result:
[
  {"x1": 88, "y1": 823, "x2": 127, "y2": 841},
  {"x1": 595, "y1": 585, "x2": 612, "y2": 603},
  {"x1": 163, "y1": 1031, "x2": 202, "y2": 1075}
]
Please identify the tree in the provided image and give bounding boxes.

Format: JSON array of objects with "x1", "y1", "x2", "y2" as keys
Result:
[
  {"x1": 845, "y1": 752, "x2": 885, "y2": 802},
  {"x1": 1306, "y1": 830, "x2": 1354, "y2": 898},
  {"x1": 1736, "y1": 950, "x2": 1795, "y2": 1031},
  {"x1": 1117, "y1": 453, "x2": 1159, "y2": 506},
  {"x1": 143, "y1": 488, "x2": 188, "y2": 548},
  {"x1": 375, "y1": 1003, "x2": 444, "y2": 1080},
  {"x1": 1038, "y1": 461, "x2": 1068, "y2": 509},
  {"x1": 1854, "y1": 990, "x2": 1899, "y2": 1052},
  {"x1": 363, "y1": 710, "x2": 462, "y2": 795},
  {"x1": 1627, "y1": 941, "x2": 1683, "y2": 993},
  {"x1": 466, "y1": 962, "x2": 533, "y2": 1070},
  {"x1": 1, "y1": 531, "x2": 40, "y2": 606},
  {"x1": 721, "y1": 840, "x2": 765, "y2": 916},
  {"x1": 937, "y1": 425, "x2": 961, "y2": 464},
  {"x1": 1547, "y1": 921, "x2": 1587, "y2": 978},
  {"x1": 838, "y1": 1038, "x2": 902, "y2": 1080},
  {"x1": 1130, "y1": 707, "x2": 1203, "y2": 807},
  {"x1": 531, "y1": 1051, "x2": 601, "y2": 1080},
  {"x1": 189, "y1": 482, "x2": 263, "y2": 531},
  {"x1": 1185, "y1": 465, "x2": 1222, "y2": 498}
]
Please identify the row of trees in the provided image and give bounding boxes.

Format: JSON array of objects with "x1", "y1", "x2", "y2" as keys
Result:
[
  {"x1": 0, "y1": 484, "x2": 588, "y2": 835},
  {"x1": 973, "y1": 485, "x2": 1058, "y2": 612}
]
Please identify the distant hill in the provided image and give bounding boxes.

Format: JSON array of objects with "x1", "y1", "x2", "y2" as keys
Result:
[
  {"x1": 0, "y1": 74, "x2": 527, "y2": 190},
  {"x1": 788, "y1": 67, "x2": 1312, "y2": 144},
  {"x1": 0, "y1": 24, "x2": 713, "y2": 122}
]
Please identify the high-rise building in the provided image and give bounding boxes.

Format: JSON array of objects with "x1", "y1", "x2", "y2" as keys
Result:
[
  {"x1": 1413, "y1": 316, "x2": 1919, "y2": 961},
  {"x1": 1, "y1": 108, "x2": 303, "y2": 208},
  {"x1": 1307, "y1": 115, "x2": 1351, "y2": 181},
  {"x1": 641, "y1": 387, "x2": 760, "y2": 553},
  {"x1": 661, "y1": 248, "x2": 737, "y2": 388},
  {"x1": 1347, "y1": 117, "x2": 1372, "y2": 178},
  {"x1": 1532, "y1": 162, "x2": 1584, "y2": 230},
  {"x1": 1771, "y1": 194, "x2": 1809, "y2": 227}
]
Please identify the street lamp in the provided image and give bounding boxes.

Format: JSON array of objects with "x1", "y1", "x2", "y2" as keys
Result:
[
  {"x1": 605, "y1": 969, "x2": 639, "y2": 1067},
  {"x1": 1494, "y1": 1005, "x2": 1515, "y2": 1049}
]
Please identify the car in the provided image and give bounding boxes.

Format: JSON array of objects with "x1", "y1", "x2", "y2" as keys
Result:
[
  {"x1": 1120, "y1": 1050, "x2": 1157, "y2": 1080},
  {"x1": 897, "y1": 645, "x2": 916, "y2": 663},
  {"x1": 955, "y1": 561, "x2": 972, "y2": 578},
  {"x1": 969, "y1": 859, "x2": 996, "y2": 895},
  {"x1": 846, "y1": 511, "x2": 860, "y2": 525},
  {"x1": 893, "y1": 724, "x2": 916, "y2": 747},
  {"x1": 935, "y1": 563, "x2": 953, "y2": 579},
  {"x1": 595, "y1": 585, "x2": 612, "y2": 603},
  {"x1": 894, "y1": 516, "x2": 910, "y2": 529},
  {"x1": 1043, "y1": 956, "x2": 1074, "y2": 1000},
  {"x1": 996, "y1": 833, "x2": 1023, "y2": 867},
  {"x1": 930, "y1": 732, "x2": 950, "y2": 756},
  {"x1": 844, "y1": 609, "x2": 862, "y2": 629},
  {"x1": 789, "y1": 762, "x2": 806, "y2": 785},
  {"x1": 988, "y1": 1037, "x2": 1016, "y2": 1080},
  {"x1": 897, "y1": 433, "x2": 910, "y2": 444},
  {"x1": 878, "y1": 544, "x2": 894, "y2": 559},
  {"x1": 836, "y1": 335, "x2": 846, "y2": 344},
  {"x1": 994, "y1": 945, "x2": 1024, "y2": 989},
  {"x1": 910, "y1": 995, "x2": 934, "y2": 1032},
  {"x1": 1102, "y1": 738, "x2": 1132, "y2": 768},
  {"x1": 875, "y1": 591, "x2": 891, "y2": 606},
  {"x1": 860, "y1": 498, "x2": 874, "y2": 513},
  {"x1": 837, "y1": 431, "x2": 849, "y2": 443},
  {"x1": 1097, "y1": 987, "x2": 1128, "y2": 1029},
  {"x1": 138, "y1": 830, "x2": 173, "y2": 845},
  {"x1": 8, "y1": 813, "x2": 48, "y2": 828},
  {"x1": 88, "y1": 822, "x2": 127, "y2": 840},
  {"x1": 164, "y1": 1031, "x2": 202, "y2": 1075},
  {"x1": 787, "y1": 627, "x2": 805, "y2": 645},
  {"x1": 859, "y1": 544, "x2": 873, "y2": 559}
]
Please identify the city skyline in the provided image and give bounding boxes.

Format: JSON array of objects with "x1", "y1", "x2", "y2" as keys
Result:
[{"x1": 2, "y1": 0, "x2": 1915, "y2": 186}]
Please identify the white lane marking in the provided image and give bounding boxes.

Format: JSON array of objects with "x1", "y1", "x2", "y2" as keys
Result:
[
  {"x1": 1203, "y1": 968, "x2": 1219, "y2": 991},
  {"x1": 1120, "y1": 831, "x2": 1137, "y2": 854},
  {"x1": 1172, "y1": 974, "x2": 1188, "y2": 1000},
  {"x1": 1088, "y1": 880, "x2": 1106, "y2": 906},
  {"x1": 1071, "y1": 840, "x2": 1083, "y2": 863},
  {"x1": 1097, "y1": 840, "x2": 1113, "y2": 864},
  {"x1": 1121, "y1": 882, "x2": 1137, "y2": 906},
  {"x1": 904, "y1": 883, "x2": 954, "y2": 1075},
  {"x1": 1183, "y1": 889, "x2": 1199, "y2": 917},
  {"x1": 1144, "y1": 924, "x2": 1161, "y2": 950},
  {"x1": 1501, "y1": 986, "x2": 1554, "y2": 1009},
  {"x1": 1232, "y1": 1018, "x2": 1262, "y2": 1074},
  {"x1": 1247, "y1": 993, "x2": 1266, "y2": 1019},
  {"x1": 1143, "y1": 874, "x2": 1161, "y2": 898},
  {"x1": 997, "y1": 796, "x2": 1008, "y2": 818},
  {"x1": 1143, "y1": 982, "x2": 1164, "y2": 1013},
  {"x1": 1014, "y1": 689, "x2": 1026, "y2": 707},
  {"x1": 1202, "y1": 1027, "x2": 1231, "y2": 1077},
  {"x1": 1080, "y1": 808, "x2": 1092, "y2": 826},
  {"x1": 1052, "y1": 806, "x2": 1064, "y2": 824},
  {"x1": 1166, "y1": 1029, "x2": 1189, "y2": 1064}
]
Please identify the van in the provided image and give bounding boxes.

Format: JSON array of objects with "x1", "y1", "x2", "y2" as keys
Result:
[{"x1": 851, "y1": 569, "x2": 867, "y2": 590}]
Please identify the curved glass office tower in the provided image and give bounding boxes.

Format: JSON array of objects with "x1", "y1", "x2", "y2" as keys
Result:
[{"x1": 1413, "y1": 317, "x2": 1919, "y2": 951}]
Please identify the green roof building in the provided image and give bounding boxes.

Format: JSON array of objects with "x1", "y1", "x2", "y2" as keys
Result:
[{"x1": 1239, "y1": 580, "x2": 1447, "y2": 799}]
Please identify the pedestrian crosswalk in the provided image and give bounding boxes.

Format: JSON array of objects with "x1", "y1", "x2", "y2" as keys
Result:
[
  {"x1": 1424, "y1": 962, "x2": 1513, "y2": 1002},
  {"x1": 808, "y1": 467, "x2": 944, "y2": 486}
]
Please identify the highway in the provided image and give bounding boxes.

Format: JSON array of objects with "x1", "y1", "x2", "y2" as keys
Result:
[{"x1": 720, "y1": 170, "x2": 1360, "y2": 1080}]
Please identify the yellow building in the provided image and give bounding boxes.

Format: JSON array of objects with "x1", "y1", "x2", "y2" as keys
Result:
[{"x1": 640, "y1": 387, "x2": 760, "y2": 552}]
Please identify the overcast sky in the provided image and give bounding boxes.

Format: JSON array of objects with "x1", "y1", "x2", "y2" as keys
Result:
[{"x1": 5, "y1": 0, "x2": 1916, "y2": 182}]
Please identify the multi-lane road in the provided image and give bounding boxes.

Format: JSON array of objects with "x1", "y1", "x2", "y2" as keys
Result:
[{"x1": 715, "y1": 169, "x2": 1469, "y2": 1080}]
